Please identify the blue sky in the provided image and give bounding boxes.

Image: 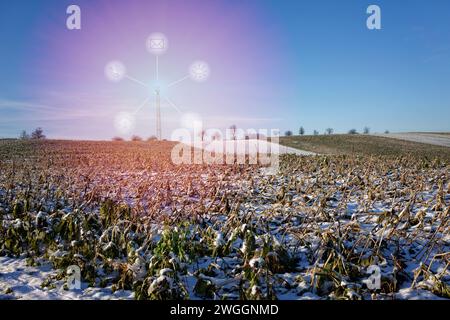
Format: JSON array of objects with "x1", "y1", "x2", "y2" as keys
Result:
[{"x1": 0, "y1": 0, "x2": 449, "y2": 139}]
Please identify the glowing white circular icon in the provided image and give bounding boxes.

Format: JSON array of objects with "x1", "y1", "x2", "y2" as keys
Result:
[
  {"x1": 146, "y1": 32, "x2": 168, "y2": 55},
  {"x1": 180, "y1": 113, "x2": 203, "y2": 131},
  {"x1": 114, "y1": 112, "x2": 135, "y2": 134},
  {"x1": 189, "y1": 61, "x2": 210, "y2": 82},
  {"x1": 105, "y1": 61, "x2": 126, "y2": 82}
]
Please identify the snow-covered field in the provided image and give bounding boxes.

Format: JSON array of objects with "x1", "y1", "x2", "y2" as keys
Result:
[
  {"x1": 375, "y1": 133, "x2": 450, "y2": 148},
  {"x1": 2, "y1": 256, "x2": 445, "y2": 300},
  {"x1": 0, "y1": 256, "x2": 133, "y2": 300},
  {"x1": 0, "y1": 140, "x2": 449, "y2": 300},
  {"x1": 186, "y1": 139, "x2": 317, "y2": 156}
]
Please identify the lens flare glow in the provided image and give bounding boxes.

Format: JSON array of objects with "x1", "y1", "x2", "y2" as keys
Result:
[
  {"x1": 189, "y1": 61, "x2": 210, "y2": 82},
  {"x1": 180, "y1": 112, "x2": 203, "y2": 131},
  {"x1": 105, "y1": 61, "x2": 126, "y2": 82},
  {"x1": 146, "y1": 32, "x2": 169, "y2": 56},
  {"x1": 114, "y1": 112, "x2": 135, "y2": 134}
]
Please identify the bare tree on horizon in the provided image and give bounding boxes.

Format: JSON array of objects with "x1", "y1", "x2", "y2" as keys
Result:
[
  {"x1": 19, "y1": 130, "x2": 30, "y2": 140},
  {"x1": 229, "y1": 125, "x2": 237, "y2": 140},
  {"x1": 299, "y1": 126, "x2": 305, "y2": 135},
  {"x1": 31, "y1": 128, "x2": 45, "y2": 140}
]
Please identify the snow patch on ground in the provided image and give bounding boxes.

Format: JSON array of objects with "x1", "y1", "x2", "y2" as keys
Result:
[
  {"x1": 395, "y1": 288, "x2": 447, "y2": 300},
  {"x1": 187, "y1": 139, "x2": 317, "y2": 156},
  {"x1": 375, "y1": 133, "x2": 450, "y2": 147},
  {"x1": 0, "y1": 256, "x2": 133, "y2": 300}
]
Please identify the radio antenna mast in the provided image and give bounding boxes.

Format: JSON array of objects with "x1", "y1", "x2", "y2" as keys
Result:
[{"x1": 155, "y1": 87, "x2": 161, "y2": 140}]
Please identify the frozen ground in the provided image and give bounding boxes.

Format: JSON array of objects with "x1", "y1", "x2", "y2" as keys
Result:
[
  {"x1": 0, "y1": 256, "x2": 133, "y2": 300},
  {"x1": 2, "y1": 256, "x2": 444, "y2": 300},
  {"x1": 0, "y1": 141, "x2": 448, "y2": 300},
  {"x1": 187, "y1": 139, "x2": 317, "y2": 156},
  {"x1": 375, "y1": 133, "x2": 450, "y2": 148}
]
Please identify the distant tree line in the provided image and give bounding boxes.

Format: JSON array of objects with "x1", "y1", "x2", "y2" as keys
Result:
[
  {"x1": 112, "y1": 135, "x2": 159, "y2": 142},
  {"x1": 279, "y1": 125, "x2": 391, "y2": 136},
  {"x1": 18, "y1": 126, "x2": 392, "y2": 141},
  {"x1": 19, "y1": 128, "x2": 46, "y2": 140}
]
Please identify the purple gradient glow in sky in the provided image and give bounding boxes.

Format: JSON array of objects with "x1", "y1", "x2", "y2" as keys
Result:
[
  {"x1": 2, "y1": 0, "x2": 450, "y2": 139},
  {"x1": 19, "y1": 0, "x2": 287, "y2": 140}
]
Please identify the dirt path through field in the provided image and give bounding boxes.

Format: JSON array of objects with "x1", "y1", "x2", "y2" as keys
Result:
[
  {"x1": 374, "y1": 133, "x2": 450, "y2": 148},
  {"x1": 190, "y1": 139, "x2": 317, "y2": 156}
]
